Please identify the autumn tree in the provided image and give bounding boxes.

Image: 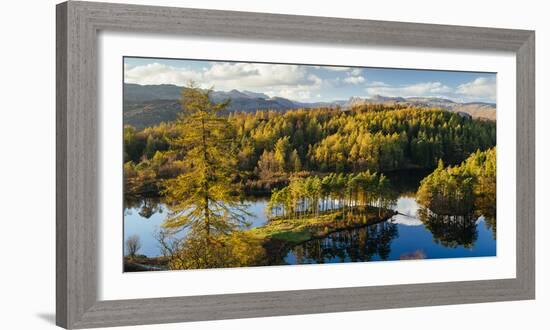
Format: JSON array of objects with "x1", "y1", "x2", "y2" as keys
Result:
[
  {"x1": 162, "y1": 82, "x2": 255, "y2": 268},
  {"x1": 267, "y1": 171, "x2": 396, "y2": 220},
  {"x1": 289, "y1": 149, "x2": 302, "y2": 172},
  {"x1": 416, "y1": 148, "x2": 496, "y2": 216},
  {"x1": 126, "y1": 106, "x2": 496, "y2": 196},
  {"x1": 274, "y1": 136, "x2": 291, "y2": 171},
  {"x1": 257, "y1": 150, "x2": 279, "y2": 179}
]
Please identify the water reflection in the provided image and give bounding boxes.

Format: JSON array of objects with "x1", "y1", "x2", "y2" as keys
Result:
[
  {"x1": 124, "y1": 197, "x2": 269, "y2": 257},
  {"x1": 124, "y1": 196, "x2": 164, "y2": 219},
  {"x1": 483, "y1": 215, "x2": 496, "y2": 240},
  {"x1": 475, "y1": 194, "x2": 497, "y2": 240},
  {"x1": 283, "y1": 199, "x2": 496, "y2": 264},
  {"x1": 124, "y1": 193, "x2": 496, "y2": 261},
  {"x1": 417, "y1": 208, "x2": 478, "y2": 248},
  {"x1": 285, "y1": 222, "x2": 398, "y2": 264}
]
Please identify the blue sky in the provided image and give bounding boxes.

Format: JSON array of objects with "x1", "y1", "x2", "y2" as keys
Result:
[{"x1": 124, "y1": 57, "x2": 496, "y2": 104}]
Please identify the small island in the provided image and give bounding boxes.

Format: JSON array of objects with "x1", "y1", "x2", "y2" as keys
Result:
[{"x1": 123, "y1": 58, "x2": 497, "y2": 271}]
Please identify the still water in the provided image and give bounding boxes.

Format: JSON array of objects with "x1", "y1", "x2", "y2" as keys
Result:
[
  {"x1": 124, "y1": 194, "x2": 496, "y2": 262},
  {"x1": 123, "y1": 197, "x2": 270, "y2": 257},
  {"x1": 284, "y1": 196, "x2": 495, "y2": 264}
]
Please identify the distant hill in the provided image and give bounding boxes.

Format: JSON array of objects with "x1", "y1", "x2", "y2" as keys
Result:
[
  {"x1": 123, "y1": 84, "x2": 344, "y2": 128},
  {"x1": 346, "y1": 95, "x2": 496, "y2": 121},
  {"x1": 123, "y1": 84, "x2": 496, "y2": 129},
  {"x1": 123, "y1": 84, "x2": 181, "y2": 102}
]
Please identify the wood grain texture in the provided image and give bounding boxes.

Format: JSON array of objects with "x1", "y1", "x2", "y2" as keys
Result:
[
  {"x1": 515, "y1": 32, "x2": 536, "y2": 298},
  {"x1": 56, "y1": 3, "x2": 68, "y2": 328},
  {"x1": 73, "y1": 1, "x2": 532, "y2": 51},
  {"x1": 56, "y1": 1, "x2": 536, "y2": 328},
  {"x1": 57, "y1": 1, "x2": 99, "y2": 327}
]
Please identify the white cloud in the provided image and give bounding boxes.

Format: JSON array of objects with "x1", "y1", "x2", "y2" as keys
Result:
[
  {"x1": 124, "y1": 62, "x2": 324, "y2": 101},
  {"x1": 339, "y1": 68, "x2": 366, "y2": 85},
  {"x1": 366, "y1": 82, "x2": 452, "y2": 97},
  {"x1": 367, "y1": 81, "x2": 390, "y2": 87},
  {"x1": 343, "y1": 75, "x2": 366, "y2": 84},
  {"x1": 124, "y1": 63, "x2": 203, "y2": 86},
  {"x1": 204, "y1": 63, "x2": 313, "y2": 88},
  {"x1": 456, "y1": 77, "x2": 496, "y2": 100},
  {"x1": 125, "y1": 62, "x2": 496, "y2": 103},
  {"x1": 205, "y1": 62, "x2": 260, "y2": 80},
  {"x1": 364, "y1": 78, "x2": 496, "y2": 102},
  {"x1": 264, "y1": 74, "x2": 323, "y2": 101}
]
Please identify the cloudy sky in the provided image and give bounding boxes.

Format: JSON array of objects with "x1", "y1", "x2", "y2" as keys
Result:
[{"x1": 124, "y1": 57, "x2": 496, "y2": 104}]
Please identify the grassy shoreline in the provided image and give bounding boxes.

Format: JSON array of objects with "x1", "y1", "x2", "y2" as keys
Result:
[
  {"x1": 251, "y1": 206, "x2": 396, "y2": 243},
  {"x1": 250, "y1": 207, "x2": 396, "y2": 264},
  {"x1": 124, "y1": 206, "x2": 396, "y2": 271}
]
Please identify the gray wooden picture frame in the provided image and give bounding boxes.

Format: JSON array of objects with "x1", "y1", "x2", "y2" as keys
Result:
[{"x1": 56, "y1": 1, "x2": 535, "y2": 328}]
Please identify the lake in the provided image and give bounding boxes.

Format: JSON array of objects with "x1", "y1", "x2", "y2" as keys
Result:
[
  {"x1": 123, "y1": 196, "x2": 270, "y2": 257},
  {"x1": 283, "y1": 196, "x2": 495, "y2": 264},
  {"x1": 124, "y1": 191, "x2": 496, "y2": 263}
]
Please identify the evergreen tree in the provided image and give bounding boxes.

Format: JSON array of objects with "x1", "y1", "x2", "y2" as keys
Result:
[
  {"x1": 289, "y1": 149, "x2": 302, "y2": 172},
  {"x1": 416, "y1": 148, "x2": 495, "y2": 216},
  {"x1": 274, "y1": 136, "x2": 291, "y2": 171},
  {"x1": 162, "y1": 83, "x2": 251, "y2": 268}
]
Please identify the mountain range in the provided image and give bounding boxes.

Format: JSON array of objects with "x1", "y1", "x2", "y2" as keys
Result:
[{"x1": 123, "y1": 83, "x2": 496, "y2": 129}]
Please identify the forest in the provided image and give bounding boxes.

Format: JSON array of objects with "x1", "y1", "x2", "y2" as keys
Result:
[
  {"x1": 416, "y1": 148, "x2": 497, "y2": 239},
  {"x1": 124, "y1": 96, "x2": 495, "y2": 196},
  {"x1": 267, "y1": 171, "x2": 395, "y2": 219},
  {"x1": 123, "y1": 83, "x2": 497, "y2": 271}
]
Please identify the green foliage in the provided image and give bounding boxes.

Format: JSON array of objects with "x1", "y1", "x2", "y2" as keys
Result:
[
  {"x1": 124, "y1": 106, "x2": 496, "y2": 195},
  {"x1": 122, "y1": 88, "x2": 497, "y2": 269},
  {"x1": 289, "y1": 149, "x2": 302, "y2": 172},
  {"x1": 267, "y1": 171, "x2": 396, "y2": 219},
  {"x1": 274, "y1": 136, "x2": 291, "y2": 171},
  {"x1": 251, "y1": 203, "x2": 395, "y2": 251},
  {"x1": 416, "y1": 148, "x2": 496, "y2": 215},
  {"x1": 229, "y1": 106, "x2": 495, "y2": 173},
  {"x1": 123, "y1": 123, "x2": 173, "y2": 163}
]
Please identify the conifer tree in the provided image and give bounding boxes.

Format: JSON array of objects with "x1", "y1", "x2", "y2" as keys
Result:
[{"x1": 162, "y1": 83, "x2": 252, "y2": 267}]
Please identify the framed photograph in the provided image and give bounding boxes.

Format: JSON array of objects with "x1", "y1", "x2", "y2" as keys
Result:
[{"x1": 56, "y1": 1, "x2": 535, "y2": 328}]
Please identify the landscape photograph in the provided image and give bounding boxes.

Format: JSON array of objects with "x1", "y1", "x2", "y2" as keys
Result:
[{"x1": 122, "y1": 57, "x2": 497, "y2": 272}]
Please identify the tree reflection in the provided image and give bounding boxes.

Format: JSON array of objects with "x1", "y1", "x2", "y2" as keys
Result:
[
  {"x1": 475, "y1": 190, "x2": 496, "y2": 240},
  {"x1": 288, "y1": 221, "x2": 398, "y2": 264},
  {"x1": 417, "y1": 208, "x2": 478, "y2": 248},
  {"x1": 124, "y1": 196, "x2": 163, "y2": 219},
  {"x1": 482, "y1": 215, "x2": 496, "y2": 240}
]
